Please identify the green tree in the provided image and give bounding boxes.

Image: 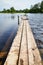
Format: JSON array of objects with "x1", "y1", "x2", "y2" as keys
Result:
[
  {"x1": 7, "y1": 9, "x2": 10, "y2": 13},
  {"x1": 40, "y1": 1, "x2": 43, "y2": 13},
  {"x1": 23, "y1": 9, "x2": 29, "y2": 13},
  {"x1": 30, "y1": 3, "x2": 40, "y2": 13},
  {"x1": 3, "y1": 9, "x2": 6, "y2": 13},
  {"x1": 10, "y1": 7, "x2": 16, "y2": 13}
]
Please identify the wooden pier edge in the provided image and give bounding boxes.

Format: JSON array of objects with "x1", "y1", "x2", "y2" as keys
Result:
[{"x1": 4, "y1": 16, "x2": 42, "y2": 65}]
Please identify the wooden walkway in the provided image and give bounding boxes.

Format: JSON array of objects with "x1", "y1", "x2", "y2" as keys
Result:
[{"x1": 4, "y1": 16, "x2": 42, "y2": 65}]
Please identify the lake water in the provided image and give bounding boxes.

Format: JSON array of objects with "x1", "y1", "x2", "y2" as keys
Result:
[
  {"x1": 27, "y1": 14, "x2": 43, "y2": 48},
  {"x1": 0, "y1": 13, "x2": 43, "y2": 64}
]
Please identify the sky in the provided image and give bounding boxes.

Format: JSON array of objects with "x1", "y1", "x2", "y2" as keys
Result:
[{"x1": 0, "y1": 0, "x2": 42, "y2": 10}]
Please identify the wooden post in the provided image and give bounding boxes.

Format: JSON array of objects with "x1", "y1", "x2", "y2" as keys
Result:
[{"x1": 18, "y1": 16, "x2": 19, "y2": 25}]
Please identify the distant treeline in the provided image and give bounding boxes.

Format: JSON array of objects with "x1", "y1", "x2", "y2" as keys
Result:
[{"x1": 0, "y1": 1, "x2": 43, "y2": 13}]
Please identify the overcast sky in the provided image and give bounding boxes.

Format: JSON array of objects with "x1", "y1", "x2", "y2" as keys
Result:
[{"x1": 0, "y1": 0, "x2": 42, "y2": 10}]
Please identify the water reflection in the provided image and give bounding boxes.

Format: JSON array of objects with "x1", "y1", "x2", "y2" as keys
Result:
[
  {"x1": 11, "y1": 15, "x2": 15, "y2": 19},
  {"x1": 0, "y1": 14, "x2": 18, "y2": 51},
  {"x1": 0, "y1": 13, "x2": 18, "y2": 65}
]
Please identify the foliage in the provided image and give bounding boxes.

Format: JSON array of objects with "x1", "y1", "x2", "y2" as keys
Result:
[
  {"x1": 29, "y1": 1, "x2": 43, "y2": 13},
  {"x1": 0, "y1": 1, "x2": 43, "y2": 13},
  {"x1": 40, "y1": 1, "x2": 43, "y2": 13}
]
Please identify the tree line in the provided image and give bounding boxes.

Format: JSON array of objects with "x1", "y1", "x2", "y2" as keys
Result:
[{"x1": 0, "y1": 1, "x2": 43, "y2": 13}]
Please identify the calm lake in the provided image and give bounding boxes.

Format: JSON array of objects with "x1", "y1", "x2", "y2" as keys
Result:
[{"x1": 0, "y1": 13, "x2": 43, "y2": 64}]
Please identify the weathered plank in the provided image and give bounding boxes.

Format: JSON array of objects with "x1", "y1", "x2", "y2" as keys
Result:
[
  {"x1": 26, "y1": 19, "x2": 42, "y2": 65},
  {"x1": 18, "y1": 20, "x2": 28, "y2": 65}
]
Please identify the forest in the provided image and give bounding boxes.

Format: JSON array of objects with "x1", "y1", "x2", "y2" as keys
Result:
[{"x1": 0, "y1": 1, "x2": 43, "y2": 13}]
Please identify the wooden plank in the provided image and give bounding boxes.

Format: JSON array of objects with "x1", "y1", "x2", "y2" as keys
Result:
[
  {"x1": 18, "y1": 20, "x2": 28, "y2": 65},
  {"x1": 26, "y1": 19, "x2": 42, "y2": 65},
  {"x1": 4, "y1": 20, "x2": 24, "y2": 65}
]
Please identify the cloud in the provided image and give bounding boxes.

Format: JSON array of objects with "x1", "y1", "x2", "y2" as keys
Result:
[{"x1": 0, "y1": 0, "x2": 42, "y2": 10}]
